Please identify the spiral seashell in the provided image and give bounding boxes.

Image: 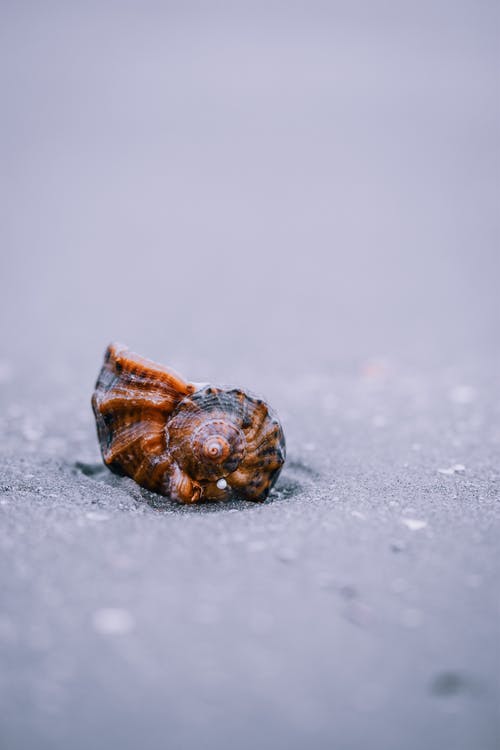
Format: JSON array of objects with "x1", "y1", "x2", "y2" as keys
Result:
[{"x1": 91, "y1": 344, "x2": 286, "y2": 504}]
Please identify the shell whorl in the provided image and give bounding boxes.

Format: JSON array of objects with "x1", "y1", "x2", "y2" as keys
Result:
[
  {"x1": 167, "y1": 391, "x2": 247, "y2": 481},
  {"x1": 194, "y1": 420, "x2": 242, "y2": 466},
  {"x1": 201, "y1": 430, "x2": 229, "y2": 461}
]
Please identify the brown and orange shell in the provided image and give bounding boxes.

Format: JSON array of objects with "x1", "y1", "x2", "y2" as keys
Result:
[{"x1": 91, "y1": 344, "x2": 286, "y2": 504}]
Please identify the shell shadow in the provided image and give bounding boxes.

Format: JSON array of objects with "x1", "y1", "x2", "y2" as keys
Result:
[
  {"x1": 73, "y1": 461, "x2": 108, "y2": 478},
  {"x1": 72, "y1": 457, "x2": 316, "y2": 514}
]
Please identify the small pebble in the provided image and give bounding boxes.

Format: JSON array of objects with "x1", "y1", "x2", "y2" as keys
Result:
[
  {"x1": 401, "y1": 518, "x2": 427, "y2": 531},
  {"x1": 438, "y1": 464, "x2": 465, "y2": 476}
]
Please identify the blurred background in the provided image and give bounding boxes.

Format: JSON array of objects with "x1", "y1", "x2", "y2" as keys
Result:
[
  {"x1": 1, "y1": 0, "x2": 498, "y2": 385},
  {"x1": 0, "y1": 3, "x2": 499, "y2": 750}
]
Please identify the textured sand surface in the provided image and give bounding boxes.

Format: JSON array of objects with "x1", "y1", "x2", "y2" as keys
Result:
[{"x1": 1, "y1": 361, "x2": 498, "y2": 750}]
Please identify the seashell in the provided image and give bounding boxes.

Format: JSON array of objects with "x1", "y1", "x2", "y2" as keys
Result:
[{"x1": 91, "y1": 344, "x2": 286, "y2": 504}]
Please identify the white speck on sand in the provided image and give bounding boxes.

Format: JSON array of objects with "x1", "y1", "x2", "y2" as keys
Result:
[
  {"x1": 92, "y1": 608, "x2": 135, "y2": 635},
  {"x1": 438, "y1": 464, "x2": 465, "y2": 475},
  {"x1": 401, "y1": 518, "x2": 428, "y2": 531}
]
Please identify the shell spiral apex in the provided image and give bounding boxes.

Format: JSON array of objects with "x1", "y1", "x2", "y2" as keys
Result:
[{"x1": 91, "y1": 344, "x2": 286, "y2": 504}]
